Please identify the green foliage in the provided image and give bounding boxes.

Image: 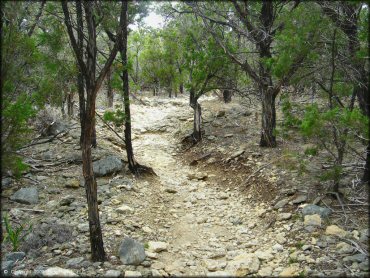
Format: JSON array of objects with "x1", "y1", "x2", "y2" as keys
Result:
[
  {"x1": 281, "y1": 95, "x2": 302, "y2": 128},
  {"x1": 2, "y1": 214, "x2": 32, "y2": 251},
  {"x1": 103, "y1": 107, "x2": 126, "y2": 127}
]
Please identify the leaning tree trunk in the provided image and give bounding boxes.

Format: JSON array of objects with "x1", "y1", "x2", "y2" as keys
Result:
[
  {"x1": 223, "y1": 90, "x2": 232, "y2": 103},
  {"x1": 119, "y1": 0, "x2": 137, "y2": 174},
  {"x1": 260, "y1": 88, "x2": 277, "y2": 147},
  {"x1": 106, "y1": 65, "x2": 113, "y2": 108}
]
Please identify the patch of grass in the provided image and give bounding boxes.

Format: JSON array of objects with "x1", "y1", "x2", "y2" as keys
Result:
[
  {"x1": 144, "y1": 242, "x2": 149, "y2": 249},
  {"x1": 295, "y1": 241, "x2": 304, "y2": 249},
  {"x1": 2, "y1": 213, "x2": 32, "y2": 251},
  {"x1": 299, "y1": 270, "x2": 306, "y2": 277},
  {"x1": 288, "y1": 257, "x2": 298, "y2": 265}
]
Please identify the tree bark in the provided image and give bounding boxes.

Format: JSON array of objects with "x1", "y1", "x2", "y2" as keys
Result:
[
  {"x1": 260, "y1": 88, "x2": 277, "y2": 147},
  {"x1": 190, "y1": 89, "x2": 202, "y2": 142},
  {"x1": 180, "y1": 83, "x2": 184, "y2": 94},
  {"x1": 119, "y1": 0, "x2": 138, "y2": 174},
  {"x1": 67, "y1": 91, "x2": 74, "y2": 118},
  {"x1": 223, "y1": 90, "x2": 232, "y2": 103},
  {"x1": 106, "y1": 65, "x2": 113, "y2": 108},
  {"x1": 82, "y1": 1, "x2": 105, "y2": 261}
]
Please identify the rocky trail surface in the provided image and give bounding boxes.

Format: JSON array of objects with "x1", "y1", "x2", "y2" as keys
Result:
[{"x1": 1, "y1": 95, "x2": 369, "y2": 277}]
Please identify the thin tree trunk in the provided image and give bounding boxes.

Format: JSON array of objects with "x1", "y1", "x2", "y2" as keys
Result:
[
  {"x1": 363, "y1": 142, "x2": 370, "y2": 183},
  {"x1": 67, "y1": 92, "x2": 74, "y2": 118},
  {"x1": 106, "y1": 65, "x2": 113, "y2": 108},
  {"x1": 223, "y1": 90, "x2": 232, "y2": 103},
  {"x1": 119, "y1": 0, "x2": 137, "y2": 174},
  {"x1": 180, "y1": 83, "x2": 184, "y2": 94},
  {"x1": 190, "y1": 90, "x2": 201, "y2": 142},
  {"x1": 260, "y1": 88, "x2": 277, "y2": 147}
]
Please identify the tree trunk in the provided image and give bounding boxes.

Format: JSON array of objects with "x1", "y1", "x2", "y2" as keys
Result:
[
  {"x1": 81, "y1": 106, "x2": 106, "y2": 262},
  {"x1": 168, "y1": 88, "x2": 172, "y2": 98},
  {"x1": 78, "y1": 71, "x2": 85, "y2": 146},
  {"x1": 223, "y1": 90, "x2": 232, "y2": 103},
  {"x1": 67, "y1": 92, "x2": 74, "y2": 118},
  {"x1": 180, "y1": 83, "x2": 184, "y2": 94},
  {"x1": 260, "y1": 88, "x2": 277, "y2": 147},
  {"x1": 190, "y1": 90, "x2": 201, "y2": 142},
  {"x1": 119, "y1": 0, "x2": 137, "y2": 174},
  {"x1": 363, "y1": 142, "x2": 370, "y2": 183},
  {"x1": 153, "y1": 86, "x2": 156, "y2": 96},
  {"x1": 106, "y1": 66, "x2": 113, "y2": 108}
]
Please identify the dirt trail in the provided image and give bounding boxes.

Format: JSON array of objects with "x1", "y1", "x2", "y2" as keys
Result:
[{"x1": 130, "y1": 96, "x2": 264, "y2": 276}]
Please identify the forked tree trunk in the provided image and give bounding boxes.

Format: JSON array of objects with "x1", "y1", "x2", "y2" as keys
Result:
[
  {"x1": 260, "y1": 88, "x2": 277, "y2": 147},
  {"x1": 223, "y1": 90, "x2": 232, "y2": 103},
  {"x1": 106, "y1": 66, "x2": 113, "y2": 108}
]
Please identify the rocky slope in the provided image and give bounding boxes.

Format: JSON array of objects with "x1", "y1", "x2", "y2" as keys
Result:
[{"x1": 1, "y1": 94, "x2": 369, "y2": 277}]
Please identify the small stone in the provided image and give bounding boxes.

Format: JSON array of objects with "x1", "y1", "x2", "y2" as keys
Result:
[
  {"x1": 277, "y1": 213, "x2": 292, "y2": 221},
  {"x1": 254, "y1": 249, "x2": 273, "y2": 261},
  {"x1": 93, "y1": 155, "x2": 123, "y2": 177},
  {"x1": 216, "y1": 110, "x2": 226, "y2": 117},
  {"x1": 164, "y1": 188, "x2": 177, "y2": 194},
  {"x1": 42, "y1": 267, "x2": 78, "y2": 277},
  {"x1": 116, "y1": 205, "x2": 134, "y2": 214},
  {"x1": 124, "y1": 270, "x2": 142, "y2": 277},
  {"x1": 336, "y1": 242, "x2": 354, "y2": 254},
  {"x1": 274, "y1": 198, "x2": 289, "y2": 209},
  {"x1": 302, "y1": 204, "x2": 331, "y2": 218},
  {"x1": 258, "y1": 266, "x2": 273, "y2": 276},
  {"x1": 291, "y1": 195, "x2": 307, "y2": 204},
  {"x1": 279, "y1": 265, "x2": 300, "y2": 276},
  {"x1": 105, "y1": 270, "x2": 121, "y2": 277},
  {"x1": 148, "y1": 241, "x2": 168, "y2": 253},
  {"x1": 272, "y1": 243, "x2": 283, "y2": 252},
  {"x1": 302, "y1": 245, "x2": 312, "y2": 251},
  {"x1": 5, "y1": 252, "x2": 26, "y2": 262},
  {"x1": 142, "y1": 226, "x2": 152, "y2": 233},
  {"x1": 325, "y1": 225, "x2": 348, "y2": 238},
  {"x1": 77, "y1": 223, "x2": 89, "y2": 233},
  {"x1": 225, "y1": 253, "x2": 260, "y2": 276},
  {"x1": 10, "y1": 187, "x2": 39, "y2": 204},
  {"x1": 118, "y1": 237, "x2": 146, "y2": 265},
  {"x1": 66, "y1": 257, "x2": 84, "y2": 268},
  {"x1": 145, "y1": 251, "x2": 158, "y2": 259},
  {"x1": 304, "y1": 214, "x2": 321, "y2": 227},
  {"x1": 65, "y1": 179, "x2": 80, "y2": 189},
  {"x1": 59, "y1": 196, "x2": 75, "y2": 206},
  {"x1": 343, "y1": 254, "x2": 366, "y2": 263}
]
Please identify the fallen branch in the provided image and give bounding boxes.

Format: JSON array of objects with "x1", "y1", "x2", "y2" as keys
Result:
[
  {"x1": 95, "y1": 111, "x2": 126, "y2": 144},
  {"x1": 17, "y1": 208, "x2": 45, "y2": 213}
]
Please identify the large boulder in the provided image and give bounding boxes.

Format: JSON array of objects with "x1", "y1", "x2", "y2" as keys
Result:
[
  {"x1": 93, "y1": 156, "x2": 123, "y2": 177},
  {"x1": 10, "y1": 187, "x2": 39, "y2": 205},
  {"x1": 302, "y1": 204, "x2": 331, "y2": 218},
  {"x1": 118, "y1": 237, "x2": 146, "y2": 265},
  {"x1": 45, "y1": 120, "x2": 69, "y2": 136}
]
